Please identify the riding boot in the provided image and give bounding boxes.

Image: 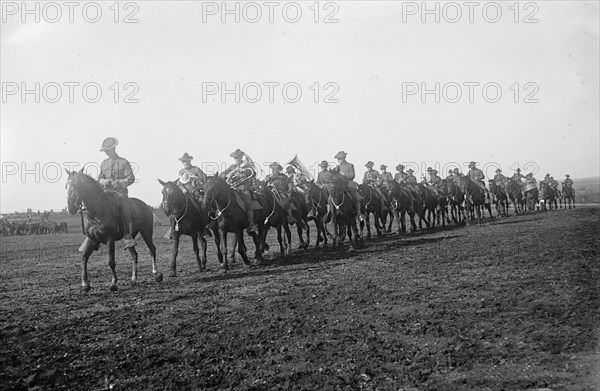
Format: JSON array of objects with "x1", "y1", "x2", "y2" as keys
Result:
[
  {"x1": 246, "y1": 210, "x2": 257, "y2": 234},
  {"x1": 355, "y1": 199, "x2": 365, "y2": 221}
]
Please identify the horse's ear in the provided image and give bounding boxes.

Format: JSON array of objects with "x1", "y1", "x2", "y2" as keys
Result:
[
  {"x1": 78, "y1": 168, "x2": 84, "y2": 174},
  {"x1": 65, "y1": 169, "x2": 72, "y2": 176},
  {"x1": 158, "y1": 179, "x2": 166, "y2": 186}
]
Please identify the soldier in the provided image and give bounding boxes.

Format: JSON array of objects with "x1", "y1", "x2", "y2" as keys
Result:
[
  {"x1": 405, "y1": 168, "x2": 418, "y2": 185},
  {"x1": 331, "y1": 151, "x2": 365, "y2": 221},
  {"x1": 176, "y1": 153, "x2": 207, "y2": 201},
  {"x1": 363, "y1": 161, "x2": 387, "y2": 214},
  {"x1": 266, "y1": 163, "x2": 297, "y2": 223},
  {"x1": 563, "y1": 174, "x2": 573, "y2": 187},
  {"x1": 97, "y1": 137, "x2": 136, "y2": 248},
  {"x1": 513, "y1": 168, "x2": 525, "y2": 184},
  {"x1": 380, "y1": 164, "x2": 393, "y2": 186},
  {"x1": 426, "y1": 168, "x2": 442, "y2": 196},
  {"x1": 493, "y1": 168, "x2": 508, "y2": 188},
  {"x1": 316, "y1": 160, "x2": 333, "y2": 190},
  {"x1": 468, "y1": 161, "x2": 491, "y2": 201},
  {"x1": 549, "y1": 176, "x2": 559, "y2": 192},
  {"x1": 446, "y1": 169, "x2": 457, "y2": 181},
  {"x1": 221, "y1": 148, "x2": 259, "y2": 234},
  {"x1": 394, "y1": 164, "x2": 409, "y2": 183},
  {"x1": 286, "y1": 166, "x2": 307, "y2": 197}
]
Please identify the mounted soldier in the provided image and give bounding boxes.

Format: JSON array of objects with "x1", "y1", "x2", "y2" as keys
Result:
[
  {"x1": 285, "y1": 165, "x2": 308, "y2": 197},
  {"x1": 362, "y1": 161, "x2": 388, "y2": 215},
  {"x1": 467, "y1": 161, "x2": 490, "y2": 201},
  {"x1": 493, "y1": 168, "x2": 507, "y2": 188},
  {"x1": 266, "y1": 163, "x2": 297, "y2": 223},
  {"x1": 445, "y1": 169, "x2": 457, "y2": 182},
  {"x1": 316, "y1": 160, "x2": 333, "y2": 190},
  {"x1": 563, "y1": 174, "x2": 573, "y2": 187},
  {"x1": 512, "y1": 168, "x2": 525, "y2": 185},
  {"x1": 331, "y1": 151, "x2": 365, "y2": 221},
  {"x1": 405, "y1": 168, "x2": 418, "y2": 185},
  {"x1": 221, "y1": 148, "x2": 259, "y2": 234},
  {"x1": 97, "y1": 137, "x2": 136, "y2": 248},
  {"x1": 380, "y1": 164, "x2": 393, "y2": 186},
  {"x1": 177, "y1": 153, "x2": 207, "y2": 202},
  {"x1": 424, "y1": 167, "x2": 442, "y2": 196},
  {"x1": 394, "y1": 164, "x2": 410, "y2": 183}
]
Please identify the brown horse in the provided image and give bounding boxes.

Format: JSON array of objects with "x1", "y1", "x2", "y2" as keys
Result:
[
  {"x1": 562, "y1": 183, "x2": 575, "y2": 209},
  {"x1": 289, "y1": 190, "x2": 311, "y2": 249},
  {"x1": 506, "y1": 179, "x2": 525, "y2": 214},
  {"x1": 539, "y1": 182, "x2": 558, "y2": 211},
  {"x1": 304, "y1": 181, "x2": 332, "y2": 247},
  {"x1": 330, "y1": 172, "x2": 361, "y2": 249},
  {"x1": 256, "y1": 181, "x2": 292, "y2": 256},
  {"x1": 385, "y1": 181, "x2": 418, "y2": 233},
  {"x1": 158, "y1": 180, "x2": 209, "y2": 276},
  {"x1": 65, "y1": 169, "x2": 162, "y2": 292},
  {"x1": 203, "y1": 175, "x2": 264, "y2": 270},
  {"x1": 489, "y1": 179, "x2": 509, "y2": 217},
  {"x1": 414, "y1": 184, "x2": 438, "y2": 229},
  {"x1": 444, "y1": 179, "x2": 465, "y2": 223},
  {"x1": 458, "y1": 176, "x2": 493, "y2": 224},
  {"x1": 358, "y1": 184, "x2": 386, "y2": 238}
]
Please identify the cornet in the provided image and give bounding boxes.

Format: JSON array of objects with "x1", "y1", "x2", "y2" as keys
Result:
[{"x1": 179, "y1": 171, "x2": 198, "y2": 185}]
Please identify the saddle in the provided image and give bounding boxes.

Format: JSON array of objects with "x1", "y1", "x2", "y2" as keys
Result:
[{"x1": 234, "y1": 190, "x2": 263, "y2": 211}]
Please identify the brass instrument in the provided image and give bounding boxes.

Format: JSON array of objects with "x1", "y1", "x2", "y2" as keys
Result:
[
  {"x1": 178, "y1": 171, "x2": 198, "y2": 185},
  {"x1": 287, "y1": 155, "x2": 314, "y2": 181},
  {"x1": 227, "y1": 167, "x2": 256, "y2": 187}
]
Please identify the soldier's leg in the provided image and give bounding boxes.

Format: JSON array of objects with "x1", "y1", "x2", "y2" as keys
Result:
[
  {"x1": 282, "y1": 197, "x2": 296, "y2": 223},
  {"x1": 243, "y1": 190, "x2": 257, "y2": 233},
  {"x1": 119, "y1": 196, "x2": 135, "y2": 248},
  {"x1": 350, "y1": 189, "x2": 365, "y2": 220}
]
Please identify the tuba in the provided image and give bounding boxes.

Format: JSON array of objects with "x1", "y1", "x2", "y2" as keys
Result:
[
  {"x1": 287, "y1": 155, "x2": 314, "y2": 181},
  {"x1": 228, "y1": 167, "x2": 256, "y2": 187},
  {"x1": 179, "y1": 171, "x2": 197, "y2": 185}
]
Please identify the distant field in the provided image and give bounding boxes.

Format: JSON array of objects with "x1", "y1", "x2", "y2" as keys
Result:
[{"x1": 572, "y1": 176, "x2": 600, "y2": 204}]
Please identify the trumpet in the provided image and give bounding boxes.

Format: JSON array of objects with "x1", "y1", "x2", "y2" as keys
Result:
[
  {"x1": 179, "y1": 171, "x2": 198, "y2": 185},
  {"x1": 287, "y1": 155, "x2": 314, "y2": 181}
]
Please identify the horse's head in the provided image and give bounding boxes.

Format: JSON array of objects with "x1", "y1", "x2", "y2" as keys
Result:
[
  {"x1": 158, "y1": 179, "x2": 184, "y2": 216},
  {"x1": 458, "y1": 176, "x2": 470, "y2": 193},
  {"x1": 203, "y1": 173, "x2": 227, "y2": 207},
  {"x1": 65, "y1": 169, "x2": 100, "y2": 214},
  {"x1": 330, "y1": 172, "x2": 348, "y2": 198}
]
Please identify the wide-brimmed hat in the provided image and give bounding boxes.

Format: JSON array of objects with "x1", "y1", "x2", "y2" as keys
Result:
[
  {"x1": 496, "y1": 168, "x2": 502, "y2": 173},
  {"x1": 426, "y1": 167, "x2": 433, "y2": 172},
  {"x1": 178, "y1": 153, "x2": 193, "y2": 162},
  {"x1": 270, "y1": 162, "x2": 282, "y2": 171},
  {"x1": 99, "y1": 137, "x2": 118, "y2": 151},
  {"x1": 396, "y1": 164, "x2": 405, "y2": 171},
  {"x1": 565, "y1": 174, "x2": 570, "y2": 177},
  {"x1": 286, "y1": 166, "x2": 296, "y2": 173},
  {"x1": 230, "y1": 149, "x2": 244, "y2": 159},
  {"x1": 407, "y1": 168, "x2": 414, "y2": 173},
  {"x1": 320, "y1": 160, "x2": 329, "y2": 168},
  {"x1": 516, "y1": 168, "x2": 521, "y2": 172},
  {"x1": 468, "y1": 161, "x2": 477, "y2": 167},
  {"x1": 453, "y1": 168, "x2": 460, "y2": 173},
  {"x1": 365, "y1": 161, "x2": 374, "y2": 168},
  {"x1": 380, "y1": 164, "x2": 387, "y2": 170},
  {"x1": 334, "y1": 151, "x2": 347, "y2": 159},
  {"x1": 432, "y1": 169, "x2": 438, "y2": 174}
]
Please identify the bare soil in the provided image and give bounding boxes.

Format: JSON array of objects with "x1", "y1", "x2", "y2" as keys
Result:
[{"x1": 1, "y1": 207, "x2": 598, "y2": 390}]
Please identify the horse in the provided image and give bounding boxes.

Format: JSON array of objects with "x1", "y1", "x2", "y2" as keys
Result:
[
  {"x1": 539, "y1": 181, "x2": 558, "y2": 211},
  {"x1": 414, "y1": 184, "x2": 438, "y2": 229},
  {"x1": 65, "y1": 169, "x2": 162, "y2": 292},
  {"x1": 329, "y1": 172, "x2": 361, "y2": 249},
  {"x1": 385, "y1": 181, "x2": 418, "y2": 234},
  {"x1": 506, "y1": 179, "x2": 525, "y2": 215},
  {"x1": 458, "y1": 176, "x2": 494, "y2": 224},
  {"x1": 289, "y1": 190, "x2": 311, "y2": 249},
  {"x1": 489, "y1": 180, "x2": 510, "y2": 217},
  {"x1": 255, "y1": 181, "x2": 292, "y2": 256},
  {"x1": 444, "y1": 179, "x2": 466, "y2": 223},
  {"x1": 158, "y1": 179, "x2": 209, "y2": 276},
  {"x1": 524, "y1": 187, "x2": 540, "y2": 212},
  {"x1": 203, "y1": 174, "x2": 264, "y2": 270},
  {"x1": 434, "y1": 181, "x2": 451, "y2": 227},
  {"x1": 357, "y1": 184, "x2": 387, "y2": 238},
  {"x1": 304, "y1": 180, "x2": 332, "y2": 247},
  {"x1": 562, "y1": 183, "x2": 576, "y2": 209}
]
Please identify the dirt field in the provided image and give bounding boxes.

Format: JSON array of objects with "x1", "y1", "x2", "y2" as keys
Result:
[{"x1": 1, "y1": 206, "x2": 598, "y2": 390}]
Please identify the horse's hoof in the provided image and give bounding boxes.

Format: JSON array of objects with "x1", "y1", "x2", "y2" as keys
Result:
[
  {"x1": 110, "y1": 284, "x2": 118, "y2": 292},
  {"x1": 154, "y1": 272, "x2": 164, "y2": 282},
  {"x1": 81, "y1": 285, "x2": 91, "y2": 294}
]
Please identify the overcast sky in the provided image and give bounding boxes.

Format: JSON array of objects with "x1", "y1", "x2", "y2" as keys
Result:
[{"x1": 1, "y1": 1, "x2": 598, "y2": 212}]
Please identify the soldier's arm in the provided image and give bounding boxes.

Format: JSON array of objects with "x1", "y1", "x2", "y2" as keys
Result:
[
  {"x1": 120, "y1": 160, "x2": 135, "y2": 187},
  {"x1": 346, "y1": 164, "x2": 356, "y2": 181}
]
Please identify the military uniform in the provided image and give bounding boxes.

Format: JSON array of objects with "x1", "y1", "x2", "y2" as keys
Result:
[
  {"x1": 266, "y1": 164, "x2": 296, "y2": 222},
  {"x1": 177, "y1": 153, "x2": 207, "y2": 201},
  {"x1": 221, "y1": 149, "x2": 258, "y2": 233},
  {"x1": 333, "y1": 151, "x2": 364, "y2": 219}
]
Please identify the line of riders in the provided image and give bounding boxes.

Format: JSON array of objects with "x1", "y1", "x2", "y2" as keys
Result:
[{"x1": 95, "y1": 137, "x2": 575, "y2": 247}]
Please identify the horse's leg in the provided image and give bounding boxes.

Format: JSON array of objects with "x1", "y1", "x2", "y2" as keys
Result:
[
  {"x1": 349, "y1": 219, "x2": 360, "y2": 250},
  {"x1": 199, "y1": 235, "x2": 207, "y2": 271},
  {"x1": 365, "y1": 212, "x2": 372, "y2": 239},
  {"x1": 80, "y1": 239, "x2": 95, "y2": 293},
  {"x1": 128, "y1": 245, "x2": 138, "y2": 285},
  {"x1": 332, "y1": 216, "x2": 339, "y2": 247},
  {"x1": 220, "y1": 229, "x2": 229, "y2": 270},
  {"x1": 191, "y1": 231, "x2": 203, "y2": 272},
  {"x1": 170, "y1": 232, "x2": 180, "y2": 277},
  {"x1": 249, "y1": 231, "x2": 263, "y2": 262},
  {"x1": 108, "y1": 239, "x2": 118, "y2": 292},
  {"x1": 276, "y1": 226, "x2": 285, "y2": 255},
  {"x1": 297, "y1": 224, "x2": 306, "y2": 249},
  {"x1": 139, "y1": 228, "x2": 162, "y2": 282},
  {"x1": 284, "y1": 223, "x2": 292, "y2": 253},
  {"x1": 237, "y1": 231, "x2": 251, "y2": 265}
]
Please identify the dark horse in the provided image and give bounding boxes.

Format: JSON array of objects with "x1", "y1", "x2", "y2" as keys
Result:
[
  {"x1": 304, "y1": 180, "x2": 332, "y2": 247},
  {"x1": 256, "y1": 181, "x2": 292, "y2": 256},
  {"x1": 203, "y1": 175, "x2": 264, "y2": 270},
  {"x1": 158, "y1": 180, "x2": 209, "y2": 276},
  {"x1": 562, "y1": 183, "x2": 575, "y2": 209},
  {"x1": 65, "y1": 169, "x2": 162, "y2": 292},
  {"x1": 289, "y1": 190, "x2": 311, "y2": 249},
  {"x1": 385, "y1": 181, "x2": 418, "y2": 234},
  {"x1": 414, "y1": 184, "x2": 438, "y2": 229},
  {"x1": 444, "y1": 179, "x2": 465, "y2": 223},
  {"x1": 488, "y1": 179, "x2": 509, "y2": 217},
  {"x1": 539, "y1": 181, "x2": 558, "y2": 211},
  {"x1": 358, "y1": 184, "x2": 387, "y2": 238},
  {"x1": 458, "y1": 176, "x2": 493, "y2": 224},
  {"x1": 506, "y1": 179, "x2": 525, "y2": 215},
  {"x1": 330, "y1": 172, "x2": 361, "y2": 249}
]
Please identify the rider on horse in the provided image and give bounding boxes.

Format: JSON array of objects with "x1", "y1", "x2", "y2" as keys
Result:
[
  {"x1": 286, "y1": 165, "x2": 308, "y2": 197},
  {"x1": 363, "y1": 161, "x2": 387, "y2": 214},
  {"x1": 97, "y1": 137, "x2": 136, "y2": 248},
  {"x1": 331, "y1": 151, "x2": 365, "y2": 221},
  {"x1": 177, "y1": 153, "x2": 207, "y2": 202},
  {"x1": 445, "y1": 169, "x2": 457, "y2": 182},
  {"x1": 266, "y1": 163, "x2": 297, "y2": 223},
  {"x1": 394, "y1": 164, "x2": 410, "y2": 183},
  {"x1": 380, "y1": 164, "x2": 393, "y2": 185},
  {"x1": 425, "y1": 167, "x2": 442, "y2": 196},
  {"x1": 563, "y1": 174, "x2": 573, "y2": 187},
  {"x1": 467, "y1": 161, "x2": 490, "y2": 200},
  {"x1": 221, "y1": 148, "x2": 259, "y2": 233},
  {"x1": 405, "y1": 168, "x2": 418, "y2": 185},
  {"x1": 317, "y1": 160, "x2": 333, "y2": 190}
]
